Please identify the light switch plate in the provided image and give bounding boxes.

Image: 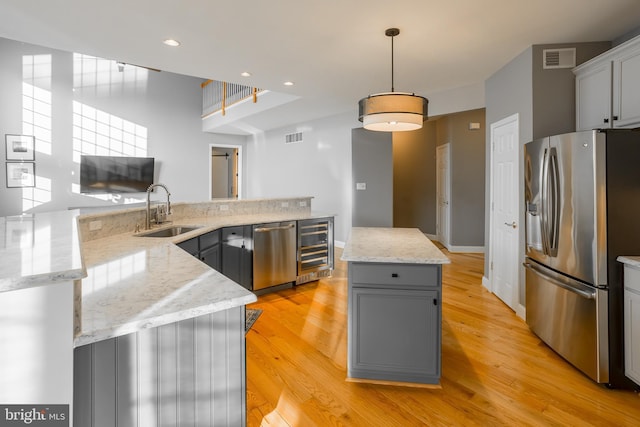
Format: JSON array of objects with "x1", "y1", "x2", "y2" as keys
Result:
[{"x1": 356, "y1": 182, "x2": 366, "y2": 190}]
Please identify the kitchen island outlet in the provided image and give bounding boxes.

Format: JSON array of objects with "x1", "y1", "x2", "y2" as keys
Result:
[{"x1": 341, "y1": 227, "x2": 450, "y2": 386}]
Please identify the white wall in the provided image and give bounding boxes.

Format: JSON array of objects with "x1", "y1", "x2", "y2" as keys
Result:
[
  {"x1": 244, "y1": 111, "x2": 358, "y2": 243},
  {"x1": 0, "y1": 37, "x2": 229, "y2": 217}
]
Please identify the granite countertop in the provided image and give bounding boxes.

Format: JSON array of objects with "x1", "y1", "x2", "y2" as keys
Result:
[
  {"x1": 1, "y1": 200, "x2": 334, "y2": 347},
  {"x1": 341, "y1": 227, "x2": 450, "y2": 264},
  {"x1": 0, "y1": 210, "x2": 85, "y2": 293},
  {"x1": 617, "y1": 256, "x2": 640, "y2": 268},
  {"x1": 76, "y1": 210, "x2": 333, "y2": 346}
]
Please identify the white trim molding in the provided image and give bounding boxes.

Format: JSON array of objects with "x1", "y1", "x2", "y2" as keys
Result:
[{"x1": 447, "y1": 245, "x2": 485, "y2": 253}]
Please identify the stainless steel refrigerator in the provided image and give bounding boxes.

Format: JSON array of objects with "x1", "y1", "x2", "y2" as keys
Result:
[{"x1": 524, "y1": 129, "x2": 640, "y2": 388}]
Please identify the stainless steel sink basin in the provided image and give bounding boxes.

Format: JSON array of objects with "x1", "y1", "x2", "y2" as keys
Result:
[{"x1": 136, "y1": 226, "x2": 201, "y2": 238}]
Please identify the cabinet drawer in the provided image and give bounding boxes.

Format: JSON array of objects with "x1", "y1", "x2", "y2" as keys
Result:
[
  {"x1": 351, "y1": 263, "x2": 440, "y2": 287},
  {"x1": 199, "y1": 229, "x2": 220, "y2": 250}
]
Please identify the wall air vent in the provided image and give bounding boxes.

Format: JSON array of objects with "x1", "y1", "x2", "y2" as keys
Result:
[
  {"x1": 285, "y1": 132, "x2": 303, "y2": 144},
  {"x1": 543, "y1": 48, "x2": 576, "y2": 69}
]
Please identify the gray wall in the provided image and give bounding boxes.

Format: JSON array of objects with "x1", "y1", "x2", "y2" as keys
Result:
[
  {"x1": 393, "y1": 109, "x2": 486, "y2": 249},
  {"x1": 437, "y1": 109, "x2": 486, "y2": 247},
  {"x1": 351, "y1": 128, "x2": 393, "y2": 227},
  {"x1": 0, "y1": 37, "x2": 234, "y2": 217},
  {"x1": 532, "y1": 42, "x2": 611, "y2": 139},
  {"x1": 392, "y1": 121, "x2": 437, "y2": 234}
]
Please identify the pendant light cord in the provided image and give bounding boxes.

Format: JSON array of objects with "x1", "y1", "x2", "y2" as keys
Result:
[
  {"x1": 385, "y1": 28, "x2": 399, "y2": 92},
  {"x1": 391, "y1": 33, "x2": 395, "y2": 92}
]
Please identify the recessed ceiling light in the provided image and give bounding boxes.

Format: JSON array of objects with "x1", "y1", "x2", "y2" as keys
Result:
[
  {"x1": 163, "y1": 39, "x2": 181, "y2": 47},
  {"x1": 241, "y1": 71, "x2": 252, "y2": 77},
  {"x1": 284, "y1": 81, "x2": 294, "y2": 86}
]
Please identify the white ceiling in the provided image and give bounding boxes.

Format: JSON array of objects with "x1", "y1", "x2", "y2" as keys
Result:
[{"x1": 2, "y1": 0, "x2": 640, "y2": 134}]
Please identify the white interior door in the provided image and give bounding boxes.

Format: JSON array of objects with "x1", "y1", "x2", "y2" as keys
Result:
[
  {"x1": 436, "y1": 144, "x2": 451, "y2": 247},
  {"x1": 490, "y1": 114, "x2": 520, "y2": 311}
]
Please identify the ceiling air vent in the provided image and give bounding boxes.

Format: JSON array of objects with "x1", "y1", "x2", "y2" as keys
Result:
[
  {"x1": 285, "y1": 132, "x2": 303, "y2": 144},
  {"x1": 543, "y1": 48, "x2": 576, "y2": 69}
]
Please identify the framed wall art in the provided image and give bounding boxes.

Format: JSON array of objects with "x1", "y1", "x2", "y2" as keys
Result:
[
  {"x1": 6, "y1": 162, "x2": 35, "y2": 188},
  {"x1": 5, "y1": 134, "x2": 35, "y2": 161}
]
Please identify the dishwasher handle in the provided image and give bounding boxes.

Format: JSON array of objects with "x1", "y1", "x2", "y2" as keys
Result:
[{"x1": 254, "y1": 223, "x2": 295, "y2": 233}]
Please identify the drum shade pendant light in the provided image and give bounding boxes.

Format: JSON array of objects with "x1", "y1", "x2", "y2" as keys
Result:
[{"x1": 358, "y1": 28, "x2": 428, "y2": 132}]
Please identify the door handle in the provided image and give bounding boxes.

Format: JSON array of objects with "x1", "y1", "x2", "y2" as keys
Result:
[{"x1": 504, "y1": 221, "x2": 517, "y2": 229}]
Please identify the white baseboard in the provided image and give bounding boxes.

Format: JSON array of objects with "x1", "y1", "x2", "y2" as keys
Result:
[
  {"x1": 516, "y1": 304, "x2": 526, "y2": 320},
  {"x1": 448, "y1": 245, "x2": 485, "y2": 253},
  {"x1": 334, "y1": 240, "x2": 345, "y2": 249},
  {"x1": 482, "y1": 275, "x2": 491, "y2": 292}
]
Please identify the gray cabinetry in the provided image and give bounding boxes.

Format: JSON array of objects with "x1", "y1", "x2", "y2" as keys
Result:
[
  {"x1": 574, "y1": 35, "x2": 640, "y2": 130},
  {"x1": 222, "y1": 226, "x2": 253, "y2": 290},
  {"x1": 177, "y1": 229, "x2": 221, "y2": 271},
  {"x1": 348, "y1": 262, "x2": 442, "y2": 385},
  {"x1": 200, "y1": 229, "x2": 221, "y2": 271},
  {"x1": 74, "y1": 306, "x2": 246, "y2": 427}
]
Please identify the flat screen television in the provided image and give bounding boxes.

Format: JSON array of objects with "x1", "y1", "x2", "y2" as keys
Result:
[{"x1": 80, "y1": 155, "x2": 155, "y2": 194}]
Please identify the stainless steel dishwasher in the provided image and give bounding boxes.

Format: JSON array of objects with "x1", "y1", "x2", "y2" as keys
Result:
[{"x1": 253, "y1": 221, "x2": 297, "y2": 291}]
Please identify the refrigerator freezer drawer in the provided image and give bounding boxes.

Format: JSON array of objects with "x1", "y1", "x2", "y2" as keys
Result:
[{"x1": 525, "y1": 261, "x2": 609, "y2": 383}]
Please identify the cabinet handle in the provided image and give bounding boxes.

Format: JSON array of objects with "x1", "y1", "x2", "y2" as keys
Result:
[
  {"x1": 433, "y1": 298, "x2": 438, "y2": 306},
  {"x1": 391, "y1": 273, "x2": 398, "y2": 278},
  {"x1": 604, "y1": 118, "x2": 609, "y2": 123},
  {"x1": 613, "y1": 115, "x2": 619, "y2": 121}
]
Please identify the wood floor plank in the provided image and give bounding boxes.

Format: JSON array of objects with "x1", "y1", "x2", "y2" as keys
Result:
[{"x1": 246, "y1": 247, "x2": 640, "y2": 426}]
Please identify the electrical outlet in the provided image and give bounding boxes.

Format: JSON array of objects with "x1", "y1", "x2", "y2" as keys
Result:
[
  {"x1": 281, "y1": 202, "x2": 289, "y2": 208},
  {"x1": 299, "y1": 201, "x2": 307, "y2": 207},
  {"x1": 356, "y1": 182, "x2": 367, "y2": 190},
  {"x1": 89, "y1": 220, "x2": 102, "y2": 231},
  {"x1": 219, "y1": 205, "x2": 229, "y2": 211}
]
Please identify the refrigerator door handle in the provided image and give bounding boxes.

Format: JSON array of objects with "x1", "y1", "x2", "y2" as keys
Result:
[
  {"x1": 548, "y1": 148, "x2": 560, "y2": 256},
  {"x1": 540, "y1": 148, "x2": 550, "y2": 256},
  {"x1": 523, "y1": 262, "x2": 596, "y2": 300}
]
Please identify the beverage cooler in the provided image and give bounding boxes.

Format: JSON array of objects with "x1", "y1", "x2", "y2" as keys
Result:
[{"x1": 296, "y1": 217, "x2": 334, "y2": 284}]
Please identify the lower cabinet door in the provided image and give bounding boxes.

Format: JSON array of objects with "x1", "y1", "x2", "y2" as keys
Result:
[
  {"x1": 625, "y1": 287, "x2": 640, "y2": 385},
  {"x1": 348, "y1": 286, "x2": 440, "y2": 384},
  {"x1": 200, "y1": 244, "x2": 221, "y2": 271}
]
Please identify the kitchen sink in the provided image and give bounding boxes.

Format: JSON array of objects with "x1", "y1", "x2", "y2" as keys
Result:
[{"x1": 136, "y1": 226, "x2": 201, "y2": 238}]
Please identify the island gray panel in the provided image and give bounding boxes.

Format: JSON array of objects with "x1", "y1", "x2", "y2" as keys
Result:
[
  {"x1": 347, "y1": 261, "x2": 442, "y2": 385},
  {"x1": 74, "y1": 306, "x2": 246, "y2": 427}
]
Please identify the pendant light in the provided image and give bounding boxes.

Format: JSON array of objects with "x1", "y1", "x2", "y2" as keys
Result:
[{"x1": 358, "y1": 28, "x2": 428, "y2": 132}]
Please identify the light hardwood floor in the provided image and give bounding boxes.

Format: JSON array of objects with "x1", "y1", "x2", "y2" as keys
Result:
[{"x1": 246, "y1": 247, "x2": 640, "y2": 426}]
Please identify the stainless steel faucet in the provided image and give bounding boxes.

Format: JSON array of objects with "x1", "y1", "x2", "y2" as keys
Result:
[{"x1": 146, "y1": 183, "x2": 171, "y2": 229}]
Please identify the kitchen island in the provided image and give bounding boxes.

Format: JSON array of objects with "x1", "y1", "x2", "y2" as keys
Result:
[{"x1": 341, "y1": 227, "x2": 450, "y2": 386}]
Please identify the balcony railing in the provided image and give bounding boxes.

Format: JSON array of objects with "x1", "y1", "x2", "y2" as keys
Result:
[{"x1": 201, "y1": 80, "x2": 263, "y2": 118}]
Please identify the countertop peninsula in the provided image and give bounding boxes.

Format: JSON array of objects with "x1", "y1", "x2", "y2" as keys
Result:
[
  {"x1": 0, "y1": 210, "x2": 85, "y2": 293},
  {"x1": 77, "y1": 209, "x2": 331, "y2": 346},
  {"x1": 0, "y1": 197, "x2": 333, "y2": 347}
]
